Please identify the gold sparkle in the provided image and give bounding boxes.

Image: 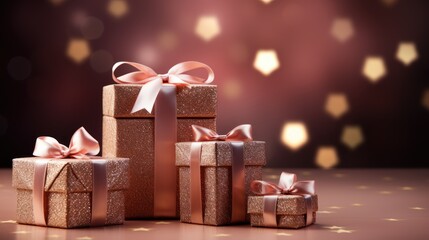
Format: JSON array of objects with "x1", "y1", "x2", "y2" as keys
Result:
[
  {"x1": 215, "y1": 233, "x2": 231, "y2": 237},
  {"x1": 155, "y1": 221, "x2": 171, "y2": 225},
  {"x1": 1, "y1": 220, "x2": 16, "y2": 224},
  {"x1": 400, "y1": 186, "x2": 414, "y2": 191},
  {"x1": 315, "y1": 146, "x2": 339, "y2": 169},
  {"x1": 325, "y1": 226, "x2": 344, "y2": 230},
  {"x1": 383, "y1": 218, "x2": 401, "y2": 222},
  {"x1": 352, "y1": 203, "x2": 363, "y2": 207},
  {"x1": 325, "y1": 93, "x2": 349, "y2": 119},
  {"x1": 379, "y1": 191, "x2": 392, "y2": 195},
  {"x1": 356, "y1": 185, "x2": 369, "y2": 190},
  {"x1": 13, "y1": 231, "x2": 29, "y2": 234},
  {"x1": 331, "y1": 18, "x2": 354, "y2": 43},
  {"x1": 253, "y1": 49, "x2": 280, "y2": 76},
  {"x1": 410, "y1": 207, "x2": 425, "y2": 210},
  {"x1": 333, "y1": 173, "x2": 346, "y2": 178},
  {"x1": 318, "y1": 210, "x2": 334, "y2": 214},
  {"x1": 329, "y1": 206, "x2": 343, "y2": 209},
  {"x1": 341, "y1": 125, "x2": 364, "y2": 149},
  {"x1": 396, "y1": 42, "x2": 418, "y2": 66},
  {"x1": 332, "y1": 229, "x2": 354, "y2": 233},
  {"x1": 280, "y1": 122, "x2": 309, "y2": 151},
  {"x1": 362, "y1": 56, "x2": 387, "y2": 83},
  {"x1": 107, "y1": 0, "x2": 129, "y2": 18},
  {"x1": 66, "y1": 38, "x2": 90, "y2": 63},
  {"x1": 276, "y1": 232, "x2": 292, "y2": 236},
  {"x1": 76, "y1": 237, "x2": 93, "y2": 240},
  {"x1": 195, "y1": 15, "x2": 221, "y2": 42},
  {"x1": 132, "y1": 227, "x2": 151, "y2": 232}
]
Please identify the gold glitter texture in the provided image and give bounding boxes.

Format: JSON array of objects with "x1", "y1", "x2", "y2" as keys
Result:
[
  {"x1": 176, "y1": 141, "x2": 266, "y2": 225},
  {"x1": 247, "y1": 195, "x2": 318, "y2": 228},
  {"x1": 102, "y1": 84, "x2": 217, "y2": 218},
  {"x1": 12, "y1": 157, "x2": 129, "y2": 228}
]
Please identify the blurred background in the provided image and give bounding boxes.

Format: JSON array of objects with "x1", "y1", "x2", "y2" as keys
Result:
[{"x1": 1, "y1": 0, "x2": 429, "y2": 168}]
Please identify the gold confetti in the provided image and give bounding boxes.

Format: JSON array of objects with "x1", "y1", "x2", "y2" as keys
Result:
[
  {"x1": 195, "y1": 16, "x2": 221, "y2": 41},
  {"x1": 315, "y1": 146, "x2": 339, "y2": 169},
  {"x1": 66, "y1": 38, "x2": 90, "y2": 64},
  {"x1": 275, "y1": 232, "x2": 292, "y2": 236},
  {"x1": 396, "y1": 42, "x2": 418, "y2": 65},
  {"x1": 280, "y1": 122, "x2": 309, "y2": 151},
  {"x1": 253, "y1": 49, "x2": 280, "y2": 76},
  {"x1": 341, "y1": 125, "x2": 364, "y2": 149},
  {"x1": 1, "y1": 220, "x2": 16, "y2": 223},
  {"x1": 330, "y1": 18, "x2": 354, "y2": 43},
  {"x1": 132, "y1": 227, "x2": 151, "y2": 232},
  {"x1": 325, "y1": 93, "x2": 349, "y2": 119},
  {"x1": 362, "y1": 56, "x2": 387, "y2": 83},
  {"x1": 215, "y1": 233, "x2": 231, "y2": 237},
  {"x1": 107, "y1": 0, "x2": 129, "y2": 18}
]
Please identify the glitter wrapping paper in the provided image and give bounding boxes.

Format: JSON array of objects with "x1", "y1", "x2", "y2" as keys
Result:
[
  {"x1": 102, "y1": 85, "x2": 217, "y2": 218},
  {"x1": 247, "y1": 195, "x2": 318, "y2": 228},
  {"x1": 103, "y1": 84, "x2": 217, "y2": 118},
  {"x1": 12, "y1": 157, "x2": 129, "y2": 228},
  {"x1": 176, "y1": 141, "x2": 266, "y2": 225}
]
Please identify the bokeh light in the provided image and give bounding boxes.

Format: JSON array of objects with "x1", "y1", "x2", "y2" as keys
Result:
[
  {"x1": 157, "y1": 31, "x2": 178, "y2": 51},
  {"x1": 341, "y1": 125, "x2": 364, "y2": 149},
  {"x1": 253, "y1": 49, "x2": 280, "y2": 76},
  {"x1": 396, "y1": 42, "x2": 418, "y2": 66},
  {"x1": 90, "y1": 50, "x2": 114, "y2": 73},
  {"x1": 107, "y1": 0, "x2": 129, "y2": 18},
  {"x1": 222, "y1": 78, "x2": 242, "y2": 99},
  {"x1": 362, "y1": 56, "x2": 387, "y2": 83},
  {"x1": 330, "y1": 18, "x2": 354, "y2": 43},
  {"x1": 315, "y1": 146, "x2": 339, "y2": 169},
  {"x1": 66, "y1": 38, "x2": 91, "y2": 64},
  {"x1": 280, "y1": 122, "x2": 309, "y2": 151},
  {"x1": 194, "y1": 15, "x2": 221, "y2": 42},
  {"x1": 7, "y1": 56, "x2": 32, "y2": 80},
  {"x1": 260, "y1": 0, "x2": 274, "y2": 4},
  {"x1": 80, "y1": 16, "x2": 104, "y2": 40},
  {"x1": 325, "y1": 93, "x2": 349, "y2": 119},
  {"x1": 136, "y1": 45, "x2": 160, "y2": 66},
  {"x1": 422, "y1": 89, "x2": 429, "y2": 110}
]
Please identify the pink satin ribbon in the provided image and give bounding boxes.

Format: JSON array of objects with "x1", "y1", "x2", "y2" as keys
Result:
[
  {"x1": 112, "y1": 61, "x2": 214, "y2": 113},
  {"x1": 189, "y1": 125, "x2": 252, "y2": 224},
  {"x1": 112, "y1": 61, "x2": 214, "y2": 217},
  {"x1": 250, "y1": 172, "x2": 315, "y2": 227},
  {"x1": 32, "y1": 127, "x2": 108, "y2": 227}
]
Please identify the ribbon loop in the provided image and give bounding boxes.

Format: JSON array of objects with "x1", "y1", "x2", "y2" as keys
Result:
[
  {"x1": 192, "y1": 124, "x2": 253, "y2": 142},
  {"x1": 33, "y1": 127, "x2": 100, "y2": 159},
  {"x1": 112, "y1": 61, "x2": 214, "y2": 113}
]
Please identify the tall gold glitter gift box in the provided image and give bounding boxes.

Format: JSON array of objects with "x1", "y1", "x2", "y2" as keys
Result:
[
  {"x1": 176, "y1": 140, "x2": 266, "y2": 225},
  {"x1": 12, "y1": 157, "x2": 129, "y2": 228},
  {"x1": 103, "y1": 84, "x2": 217, "y2": 218}
]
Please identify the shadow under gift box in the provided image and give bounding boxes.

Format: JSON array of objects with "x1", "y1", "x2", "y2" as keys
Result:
[
  {"x1": 176, "y1": 141, "x2": 266, "y2": 225},
  {"x1": 247, "y1": 195, "x2": 318, "y2": 228},
  {"x1": 12, "y1": 158, "x2": 129, "y2": 228},
  {"x1": 102, "y1": 84, "x2": 217, "y2": 219}
]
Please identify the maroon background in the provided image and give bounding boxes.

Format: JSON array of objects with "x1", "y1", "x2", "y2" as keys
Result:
[{"x1": 1, "y1": 0, "x2": 429, "y2": 168}]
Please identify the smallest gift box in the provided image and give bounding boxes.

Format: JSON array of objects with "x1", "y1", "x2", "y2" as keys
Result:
[
  {"x1": 247, "y1": 172, "x2": 318, "y2": 229},
  {"x1": 12, "y1": 127, "x2": 129, "y2": 228}
]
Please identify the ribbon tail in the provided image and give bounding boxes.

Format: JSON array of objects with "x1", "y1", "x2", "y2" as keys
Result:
[{"x1": 131, "y1": 78, "x2": 163, "y2": 113}]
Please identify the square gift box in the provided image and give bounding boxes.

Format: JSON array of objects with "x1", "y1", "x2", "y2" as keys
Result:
[
  {"x1": 12, "y1": 157, "x2": 129, "y2": 228},
  {"x1": 176, "y1": 140, "x2": 266, "y2": 225}
]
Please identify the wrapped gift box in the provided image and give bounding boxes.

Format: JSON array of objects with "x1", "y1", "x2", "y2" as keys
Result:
[
  {"x1": 247, "y1": 195, "x2": 318, "y2": 228},
  {"x1": 103, "y1": 84, "x2": 217, "y2": 218},
  {"x1": 176, "y1": 141, "x2": 266, "y2": 225},
  {"x1": 12, "y1": 157, "x2": 129, "y2": 228}
]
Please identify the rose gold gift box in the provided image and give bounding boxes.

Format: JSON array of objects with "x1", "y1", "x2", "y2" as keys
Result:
[
  {"x1": 247, "y1": 195, "x2": 318, "y2": 228},
  {"x1": 176, "y1": 141, "x2": 266, "y2": 225},
  {"x1": 12, "y1": 157, "x2": 129, "y2": 228},
  {"x1": 102, "y1": 84, "x2": 217, "y2": 218}
]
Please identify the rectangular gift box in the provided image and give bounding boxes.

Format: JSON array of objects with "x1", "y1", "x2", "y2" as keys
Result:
[
  {"x1": 247, "y1": 195, "x2": 318, "y2": 228},
  {"x1": 176, "y1": 141, "x2": 266, "y2": 225},
  {"x1": 12, "y1": 157, "x2": 129, "y2": 228},
  {"x1": 102, "y1": 84, "x2": 217, "y2": 218}
]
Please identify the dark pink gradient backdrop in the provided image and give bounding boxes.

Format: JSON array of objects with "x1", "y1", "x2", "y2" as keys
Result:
[{"x1": 1, "y1": 0, "x2": 429, "y2": 168}]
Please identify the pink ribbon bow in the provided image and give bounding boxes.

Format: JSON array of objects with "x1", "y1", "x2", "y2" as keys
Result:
[
  {"x1": 250, "y1": 172, "x2": 315, "y2": 227},
  {"x1": 33, "y1": 127, "x2": 100, "y2": 159},
  {"x1": 192, "y1": 124, "x2": 253, "y2": 142},
  {"x1": 112, "y1": 61, "x2": 214, "y2": 113}
]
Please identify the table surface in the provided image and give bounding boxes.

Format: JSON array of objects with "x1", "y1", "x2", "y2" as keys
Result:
[{"x1": 1, "y1": 168, "x2": 428, "y2": 240}]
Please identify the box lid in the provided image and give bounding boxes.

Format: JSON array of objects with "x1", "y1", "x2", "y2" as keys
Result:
[
  {"x1": 176, "y1": 141, "x2": 266, "y2": 167},
  {"x1": 12, "y1": 157, "x2": 129, "y2": 192},
  {"x1": 103, "y1": 84, "x2": 217, "y2": 118},
  {"x1": 247, "y1": 195, "x2": 318, "y2": 215}
]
